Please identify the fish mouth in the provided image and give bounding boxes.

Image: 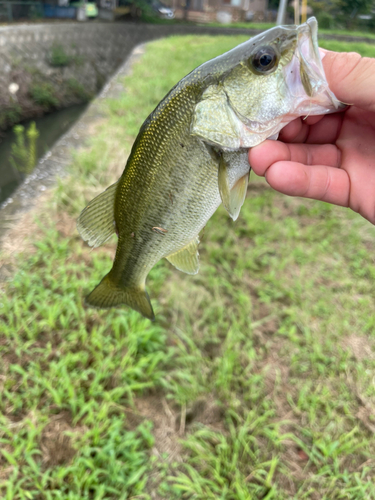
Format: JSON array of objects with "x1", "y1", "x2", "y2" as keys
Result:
[{"x1": 296, "y1": 17, "x2": 343, "y2": 111}]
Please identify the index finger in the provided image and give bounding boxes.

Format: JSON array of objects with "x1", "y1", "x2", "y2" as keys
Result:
[{"x1": 249, "y1": 140, "x2": 341, "y2": 177}]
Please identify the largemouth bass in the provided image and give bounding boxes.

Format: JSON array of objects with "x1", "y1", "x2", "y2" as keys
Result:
[{"x1": 77, "y1": 18, "x2": 341, "y2": 320}]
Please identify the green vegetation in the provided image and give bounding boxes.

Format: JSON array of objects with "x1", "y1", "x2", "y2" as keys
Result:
[
  {"x1": 66, "y1": 78, "x2": 93, "y2": 102},
  {"x1": 10, "y1": 122, "x2": 40, "y2": 175},
  {"x1": 1, "y1": 35, "x2": 375, "y2": 498},
  {"x1": 319, "y1": 39, "x2": 375, "y2": 56},
  {"x1": 0, "y1": 103, "x2": 22, "y2": 131},
  {"x1": 320, "y1": 28, "x2": 375, "y2": 39},
  {"x1": 49, "y1": 44, "x2": 71, "y2": 68},
  {"x1": 30, "y1": 83, "x2": 59, "y2": 110},
  {"x1": 326, "y1": 0, "x2": 373, "y2": 30}
]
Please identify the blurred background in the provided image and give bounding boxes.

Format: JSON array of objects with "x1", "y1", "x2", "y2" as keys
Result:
[{"x1": 1, "y1": 0, "x2": 375, "y2": 30}]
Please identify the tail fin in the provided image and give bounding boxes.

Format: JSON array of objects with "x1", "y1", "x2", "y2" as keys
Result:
[{"x1": 85, "y1": 274, "x2": 155, "y2": 321}]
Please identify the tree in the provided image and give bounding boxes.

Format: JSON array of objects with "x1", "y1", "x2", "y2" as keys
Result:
[{"x1": 334, "y1": 0, "x2": 373, "y2": 28}]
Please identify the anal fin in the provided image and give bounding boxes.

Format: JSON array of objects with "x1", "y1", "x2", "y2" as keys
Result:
[
  {"x1": 77, "y1": 181, "x2": 119, "y2": 248},
  {"x1": 166, "y1": 236, "x2": 200, "y2": 275}
]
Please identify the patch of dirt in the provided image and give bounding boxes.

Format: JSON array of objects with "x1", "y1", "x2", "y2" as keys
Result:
[
  {"x1": 130, "y1": 394, "x2": 182, "y2": 462},
  {"x1": 125, "y1": 392, "x2": 226, "y2": 500},
  {"x1": 201, "y1": 340, "x2": 222, "y2": 359},
  {"x1": 179, "y1": 396, "x2": 225, "y2": 433},
  {"x1": 55, "y1": 212, "x2": 77, "y2": 239},
  {"x1": 343, "y1": 334, "x2": 375, "y2": 361},
  {"x1": 128, "y1": 393, "x2": 225, "y2": 458},
  {"x1": 40, "y1": 412, "x2": 78, "y2": 468}
]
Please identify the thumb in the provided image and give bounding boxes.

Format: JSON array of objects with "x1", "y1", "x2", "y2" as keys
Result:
[{"x1": 322, "y1": 50, "x2": 375, "y2": 113}]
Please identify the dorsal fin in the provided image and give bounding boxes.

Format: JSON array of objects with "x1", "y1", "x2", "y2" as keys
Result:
[
  {"x1": 166, "y1": 236, "x2": 200, "y2": 275},
  {"x1": 77, "y1": 181, "x2": 119, "y2": 248}
]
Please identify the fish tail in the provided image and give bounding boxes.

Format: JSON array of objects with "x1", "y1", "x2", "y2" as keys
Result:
[{"x1": 85, "y1": 274, "x2": 155, "y2": 321}]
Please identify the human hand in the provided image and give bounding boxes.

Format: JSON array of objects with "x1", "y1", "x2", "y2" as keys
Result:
[{"x1": 249, "y1": 51, "x2": 375, "y2": 224}]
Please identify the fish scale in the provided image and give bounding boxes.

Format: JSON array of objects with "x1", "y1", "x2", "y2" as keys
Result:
[{"x1": 77, "y1": 17, "x2": 342, "y2": 320}]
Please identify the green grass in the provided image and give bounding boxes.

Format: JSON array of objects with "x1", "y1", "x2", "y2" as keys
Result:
[
  {"x1": 1, "y1": 35, "x2": 375, "y2": 498},
  {"x1": 319, "y1": 28, "x2": 375, "y2": 39},
  {"x1": 319, "y1": 39, "x2": 375, "y2": 57}
]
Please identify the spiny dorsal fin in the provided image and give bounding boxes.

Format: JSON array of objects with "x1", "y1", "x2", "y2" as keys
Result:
[
  {"x1": 166, "y1": 236, "x2": 200, "y2": 275},
  {"x1": 77, "y1": 181, "x2": 119, "y2": 248}
]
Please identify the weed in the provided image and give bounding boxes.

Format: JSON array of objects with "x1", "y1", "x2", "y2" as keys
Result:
[
  {"x1": 66, "y1": 78, "x2": 92, "y2": 102},
  {"x1": 30, "y1": 83, "x2": 59, "y2": 109},
  {"x1": 0, "y1": 104, "x2": 22, "y2": 130},
  {"x1": 10, "y1": 122, "x2": 39, "y2": 175},
  {"x1": 49, "y1": 44, "x2": 71, "y2": 67}
]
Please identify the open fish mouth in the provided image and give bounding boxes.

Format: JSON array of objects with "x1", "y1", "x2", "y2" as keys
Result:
[{"x1": 287, "y1": 17, "x2": 344, "y2": 113}]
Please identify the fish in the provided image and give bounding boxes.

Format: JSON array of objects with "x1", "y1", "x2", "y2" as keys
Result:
[{"x1": 77, "y1": 17, "x2": 342, "y2": 320}]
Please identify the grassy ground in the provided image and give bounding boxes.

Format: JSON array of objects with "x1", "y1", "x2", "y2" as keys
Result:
[{"x1": 1, "y1": 35, "x2": 375, "y2": 499}]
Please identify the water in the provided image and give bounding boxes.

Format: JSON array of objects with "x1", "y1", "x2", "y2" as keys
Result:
[{"x1": 0, "y1": 104, "x2": 87, "y2": 204}]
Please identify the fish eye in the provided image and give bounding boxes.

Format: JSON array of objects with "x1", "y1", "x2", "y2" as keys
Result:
[{"x1": 250, "y1": 46, "x2": 278, "y2": 75}]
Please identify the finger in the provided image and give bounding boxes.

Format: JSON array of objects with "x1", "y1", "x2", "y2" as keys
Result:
[
  {"x1": 265, "y1": 161, "x2": 350, "y2": 207},
  {"x1": 279, "y1": 118, "x2": 308, "y2": 142},
  {"x1": 305, "y1": 113, "x2": 344, "y2": 144},
  {"x1": 249, "y1": 141, "x2": 341, "y2": 176},
  {"x1": 322, "y1": 51, "x2": 375, "y2": 113}
]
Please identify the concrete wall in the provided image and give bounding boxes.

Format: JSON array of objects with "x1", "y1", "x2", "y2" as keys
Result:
[
  {"x1": 0, "y1": 23, "x2": 170, "y2": 129},
  {"x1": 0, "y1": 22, "x2": 236, "y2": 130}
]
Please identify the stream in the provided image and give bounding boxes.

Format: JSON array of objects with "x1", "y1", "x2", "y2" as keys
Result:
[{"x1": 0, "y1": 104, "x2": 87, "y2": 205}]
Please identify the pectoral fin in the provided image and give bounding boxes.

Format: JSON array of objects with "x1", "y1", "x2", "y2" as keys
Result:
[
  {"x1": 166, "y1": 236, "x2": 200, "y2": 275},
  {"x1": 218, "y1": 151, "x2": 250, "y2": 221},
  {"x1": 77, "y1": 181, "x2": 119, "y2": 247}
]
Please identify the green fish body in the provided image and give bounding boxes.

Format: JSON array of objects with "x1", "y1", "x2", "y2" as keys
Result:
[{"x1": 77, "y1": 18, "x2": 342, "y2": 320}]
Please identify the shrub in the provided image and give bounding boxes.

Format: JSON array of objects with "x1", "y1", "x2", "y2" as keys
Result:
[
  {"x1": 30, "y1": 83, "x2": 59, "y2": 109},
  {"x1": 49, "y1": 44, "x2": 71, "y2": 67},
  {"x1": 10, "y1": 122, "x2": 40, "y2": 175},
  {"x1": 317, "y1": 12, "x2": 335, "y2": 30},
  {"x1": 66, "y1": 78, "x2": 92, "y2": 101}
]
